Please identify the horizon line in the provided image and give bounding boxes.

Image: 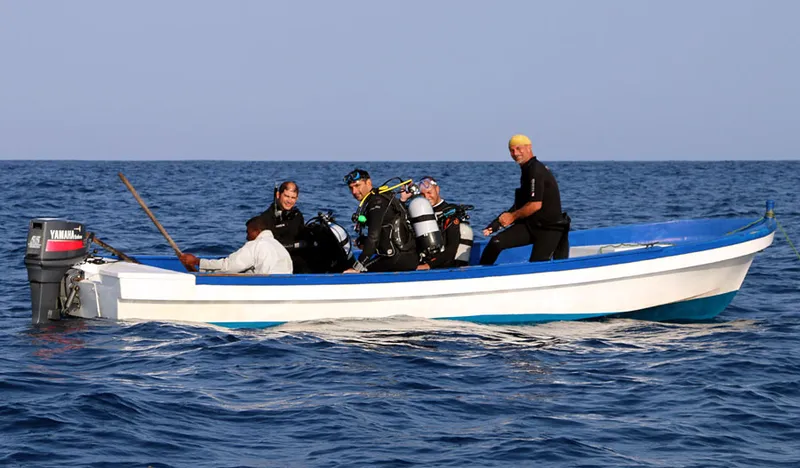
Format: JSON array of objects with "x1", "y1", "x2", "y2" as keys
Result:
[{"x1": 1, "y1": 158, "x2": 798, "y2": 163}]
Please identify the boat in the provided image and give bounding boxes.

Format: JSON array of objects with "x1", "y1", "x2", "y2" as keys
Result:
[{"x1": 24, "y1": 202, "x2": 777, "y2": 329}]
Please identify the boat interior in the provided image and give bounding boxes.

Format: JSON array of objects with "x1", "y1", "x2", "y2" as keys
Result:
[{"x1": 113, "y1": 217, "x2": 763, "y2": 276}]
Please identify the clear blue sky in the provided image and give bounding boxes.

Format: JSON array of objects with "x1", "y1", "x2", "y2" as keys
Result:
[{"x1": 1, "y1": 1, "x2": 798, "y2": 161}]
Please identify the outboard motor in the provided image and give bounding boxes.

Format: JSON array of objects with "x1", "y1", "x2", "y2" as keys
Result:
[
  {"x1": 24, "y1": 219, "x2": 88, "y2": 324},
  {"x1": 404, "y1": 184, "x2": 443, "y2": 260}
]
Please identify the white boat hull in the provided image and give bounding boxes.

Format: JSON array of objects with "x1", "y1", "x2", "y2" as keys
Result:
[{"x1": 71, "y1": 231, "x2": 773, "y2": 328}]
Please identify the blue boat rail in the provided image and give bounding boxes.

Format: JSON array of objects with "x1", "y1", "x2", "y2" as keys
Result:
[{"x1": 113, "y1": 201, "x2": 776, "y2": 287}]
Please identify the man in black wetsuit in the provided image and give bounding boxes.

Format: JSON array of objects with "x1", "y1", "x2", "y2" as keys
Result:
[
  {"x1": 415, "y1": 176, "x2": 473, "y2": 270},
  {"x1": 479, "y1": 134, "x2": 569, "y2": 265},
  {"x1": 259, "y1": 181, "x2": 307, "y2": 271},
  {"x1": 342, "y1": 169, "x2": 418, "y2": 273}
]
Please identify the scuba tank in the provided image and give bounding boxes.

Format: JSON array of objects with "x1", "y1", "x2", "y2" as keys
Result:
[
  {"x1": 455, "y1": 222, "x2": 473, "y2": 265},
  {"x1": 440, "y1": 204, "x2": 475, "y2": 266},
  {"x1": 298, "y1": 211, "x2": 354, "y2": 273},
  {"x1": 351, "y1": 189, "x2": 414, "y2": 258},
  {"x1": 404, "y1": 184, "x2": 443, "y2": 260},
  {"x1": 350, "y1": 177, "x2": 419, "y2": 261}
]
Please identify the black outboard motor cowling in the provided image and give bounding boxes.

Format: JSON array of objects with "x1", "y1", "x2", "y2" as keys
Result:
[{"x1": 24, "y1": 219, "x2": 88, "y2": 324}]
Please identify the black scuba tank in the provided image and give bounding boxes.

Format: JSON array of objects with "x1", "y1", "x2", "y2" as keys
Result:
[{"x1": 297, "y1": 212, "x2": 354, "y2": 273}]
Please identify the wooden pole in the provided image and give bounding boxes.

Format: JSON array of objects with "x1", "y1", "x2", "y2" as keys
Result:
[
  {"x1": 90, "y1": 234, "x2": 140, "y2": 264},
  {"x1": 118, "y1": 172, "x2": 195, "y2": 272}
]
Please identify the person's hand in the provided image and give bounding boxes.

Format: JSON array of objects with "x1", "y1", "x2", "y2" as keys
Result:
[
  {"x1": 483, "y1": 228, "x2": 493, "y2": 236},
  {"x1": 179, "y1": 253, "x2": 199, "y2": 270},
  {"x1": 399, "y1": 190, "x2": 412, "y2": 202},
  {"x1": 342, "y1": 268, "x2": 360, "y2": 274},
  {"x1": 416, "y1": 263, "x2": 430, "y2": 271},
  {"x1": 499, "y1": 212, "x2": 515, "y2": 227}
]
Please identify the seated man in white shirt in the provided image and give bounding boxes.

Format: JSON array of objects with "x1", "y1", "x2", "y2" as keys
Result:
[{"x1": 179, "y1": 216, "x2": 293, "y2": 274}]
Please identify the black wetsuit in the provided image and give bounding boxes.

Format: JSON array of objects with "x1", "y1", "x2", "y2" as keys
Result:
[
  {"x1": 260, "y1": 203, "x2": 307, "y2": 272},
  {"x1": 260, "y1": 203, "x2": 305, "y2": 246},
  {"x1": 480, "y1": 157, "x2": 569, "y2": 265},
  {"x1": 424, "y1": 200, "x2": 467, "y2": 269},
  {"x1": 355, "y1": 191, "x2": 418, "y2": 272}
]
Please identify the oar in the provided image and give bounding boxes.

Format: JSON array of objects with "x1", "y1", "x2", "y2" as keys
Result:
[
  {"x1": 89, "y1": 233, "x2": 140, "y2": 263},
  {"x1": 118, "y1": 172, "x2": 196, "y2": 272}
]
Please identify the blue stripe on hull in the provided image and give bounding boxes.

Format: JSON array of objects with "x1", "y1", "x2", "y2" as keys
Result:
[
  {"x1": 614, "y1": 291, "x2": 737, "y2": 322},
  {"x1": 207, "y1": 291, "x2": 738, "y2": 329},
  {"x1": 443, "y1": 291, "x2": 738, "y2": 325},
  {"x1": 440, "y1": 312, "x2": 611, "y2": 324},
  {"x1": 209, "y1": 321, "x2": 286, "y2": 328}
]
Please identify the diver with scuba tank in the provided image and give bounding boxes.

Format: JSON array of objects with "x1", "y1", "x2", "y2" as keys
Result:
[
  {"x1": 259, "y1": 181, "x2": 304, "y2": 246},
  {"x1": 258, "y1": 181, "x2": 308, "y2": 272},
  {"x1": 342, "y1": 169, "x2": 419, "y2": 273},
  {"x1": 412, "y1": 176, "x2": 474, "y2": 269}
]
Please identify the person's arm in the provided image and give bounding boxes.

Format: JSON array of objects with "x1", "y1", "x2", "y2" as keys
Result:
[
  {"x1": 500, "y1": 175, "x2": 545, "y2": 227},
  {"x1": 199, "y1": 241, "x2": 256, "y2": 273},
  {"x1": 355, "y1": 197, "x2": 389, "y2": 267},
  {"x1": 503, "y1": 201, "x2": 542, "y2": 225},
  {"x1": 425, "y1": 223, "x2": 459, "y2": 269},
  {"x1": 484, "y1": 218, "x2": 502, "y2": 235},
  {"x1": 485, "y1": 201, "x2": 519, "y2": 235}
]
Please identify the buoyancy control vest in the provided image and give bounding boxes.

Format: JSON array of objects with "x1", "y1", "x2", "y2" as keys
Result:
[
  {"x1": 439, "y1": 203, "x2": 474, "y2": 266},
  {"x1": 353, "y1": 190, "x2": 415, "y2": 259},
  {"x1": 455, "y1": 222, "x2": 474, "y2": 265},
  {"x1": 296, "y1": 211, "x2": 354, "y2": 273}
]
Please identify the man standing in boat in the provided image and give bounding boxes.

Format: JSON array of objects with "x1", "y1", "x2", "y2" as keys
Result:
[
  {"x1": 259, "y1": 181, "x2": 307, "y2": 272},
  {"x1": 479, "y1": 134, "x2": 569, "y2": 265},
  {"x1": 179, "y1": 216, "x2": 293, "y2": 274},
  {"x1": 342, "y1": 169, "x2": 418, "y2": 273}
]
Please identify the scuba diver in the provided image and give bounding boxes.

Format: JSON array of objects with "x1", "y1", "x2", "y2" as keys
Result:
[
  {"x1": 259, "y1": 181, "x2": 307, "y2": 272},
  {"x1": 259, "y1": 181, "x2": 304, "y2": 245},
  {"x1": 342, "y1": 169, "x2": 418, "y2": 273},
  {"x1": 413, "y1": 176, "x2": 474, "y2": 269}
]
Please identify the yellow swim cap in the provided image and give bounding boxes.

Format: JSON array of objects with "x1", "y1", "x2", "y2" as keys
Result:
[{"x1": 508, "y1": 134, "x2": 532, "y2": 147}]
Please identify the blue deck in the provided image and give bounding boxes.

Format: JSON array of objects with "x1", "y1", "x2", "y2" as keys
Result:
[{"x1": 132, "y1": 215, "x2": 775, "y2": 286}]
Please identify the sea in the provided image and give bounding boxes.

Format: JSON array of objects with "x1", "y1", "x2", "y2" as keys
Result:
[{"x1": 1, "y1": 160, "x2": 799, "y2": 468}]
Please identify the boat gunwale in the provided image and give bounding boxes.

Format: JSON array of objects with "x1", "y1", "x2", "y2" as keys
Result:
[{"x1": 126, "y1": 216, "x2": 775, "y2": 286}]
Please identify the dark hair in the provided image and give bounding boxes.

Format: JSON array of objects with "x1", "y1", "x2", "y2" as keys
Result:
[
  {"x1": 279, "y1": 181, "x2": 299, "y2": 194},
  {"x1": 246, "y1": 216, "x2": 269, "y2": 231},
  {"x1": 344, "y1": 169, "x2": 370, "y2": 185}
]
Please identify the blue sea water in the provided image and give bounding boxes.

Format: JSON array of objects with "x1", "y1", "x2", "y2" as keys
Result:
[{"x1": 1, "y1": 160, "x2": 799, "y2": 467}]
